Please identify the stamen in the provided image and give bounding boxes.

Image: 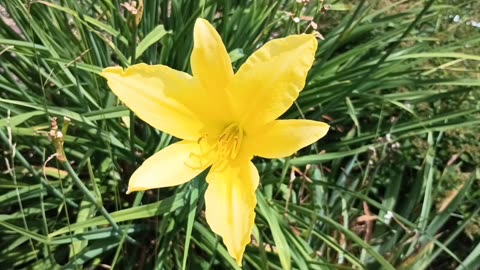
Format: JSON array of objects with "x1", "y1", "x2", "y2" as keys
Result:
[
  {"x1": 185, "y1": 133, "x2": 214, "y2": 169},
  {"x1": 189, "y1": 123, "x2": 244, "y2": 171},
  {"x1": 230, "y1": 137, "x2": 239, "y2": 159},
  {"x1": 184, "y1": 152, "x2": 207, "y2": 170}
]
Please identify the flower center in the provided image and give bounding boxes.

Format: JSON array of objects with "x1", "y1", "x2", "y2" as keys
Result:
[
  {"x1": 216, "y1": 123, "x2": 243, "y2": 160},
  {"x1": 190, "y1": 123, "x2": 244, "y2": 169}
]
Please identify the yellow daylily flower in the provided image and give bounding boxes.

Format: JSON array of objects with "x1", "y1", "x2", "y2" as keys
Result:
[{"x1": 100, "y1": 18, "x2": 329, "y2": 265}]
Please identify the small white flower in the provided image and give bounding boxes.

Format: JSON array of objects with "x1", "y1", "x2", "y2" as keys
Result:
[
  {"x1": 386, "y1": 133, "x2": 393, "y2": 143},
  {"x1": 392, "y1": 142, "x2": 401, "y2": 149},
  {"x1": 384, "y1": 211, "x2": 394, "y2": 224}
]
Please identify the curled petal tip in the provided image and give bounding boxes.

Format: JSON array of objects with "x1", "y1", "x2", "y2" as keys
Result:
[
  {"x1": 126, "y1": 185, "x2": 149, "y2": 194},
  {"x1": 99, "y1": 66, "x2": 124, "y2": 78},
  {"x1": 195, "y1": 17, "x2": 208, "y2": 23},
  {"x1": 235, "y1": 257, "x2": 243, "y2": 266},
  {"x1": 126, "y1": 185, "x2": 145, "y2": 194}
]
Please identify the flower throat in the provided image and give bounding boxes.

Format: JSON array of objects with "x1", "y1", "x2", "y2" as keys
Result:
[{"x1": 190, "y1": 123, "x2": 244, "y2": 169}]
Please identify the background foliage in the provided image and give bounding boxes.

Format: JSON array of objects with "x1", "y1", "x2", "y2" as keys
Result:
[{"x1": 0, "y1": 0, "x2": 479, "y2": 269}]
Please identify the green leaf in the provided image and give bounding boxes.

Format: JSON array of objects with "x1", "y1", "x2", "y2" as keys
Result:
[
  {"x1": 257, "y1": 193, "x2": 291, "y2": 270},
  {"x1": 135, "y1": 25, "x2": 171, "y2": 59}
]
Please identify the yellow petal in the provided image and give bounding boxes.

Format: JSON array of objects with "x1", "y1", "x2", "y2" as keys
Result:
[
  {"x1": 190, "y1": 18, "x2": 235, "y2": 120},
  {"x1": 230, "y1": 34, "x2": 318, "y2": 131},
  {"x1": 127, "y1": 140, "x2": 211, "y2": 193},
  {"x1": 244, "y1": 120, "x2": 329, "y2": 159},
  {"x1": 101, "y1": 64, "x2": 207, "y2": 141},
  {"x1": 204, "y1": 161, "x2": 259, "y2": 265}
]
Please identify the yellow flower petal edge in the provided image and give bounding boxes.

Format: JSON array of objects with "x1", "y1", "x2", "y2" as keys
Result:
[
  {"x1": 205, "y1": 161, "x2": 259, "y2": 265},
  {"x1": 100, "y1": 64, "x2": 205, "y2": 141},
  {"x1": 191, "y1": 18, "x2": 235, "y2": 121},
  {"x1": 127, "y1": 140, "x2": 211, "y2": 193},
  {"x1": 230, "y1": 34, "x2": 318, "y2": 130},
  {"x1": 191, "y1": 18, "x2": 233, "y2": 89},
  {"x1": 101, "y1": 18, "x2": 329, "y2": 265},
  {"x1": 244, "y1": 120, "x2": 330, "y2": 159}
]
